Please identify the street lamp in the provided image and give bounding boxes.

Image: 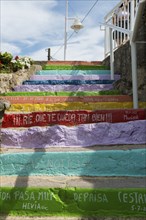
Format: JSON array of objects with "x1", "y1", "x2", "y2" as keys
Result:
[{"x1": 64, "y1": 0, "x2": 84, "y2": 60}]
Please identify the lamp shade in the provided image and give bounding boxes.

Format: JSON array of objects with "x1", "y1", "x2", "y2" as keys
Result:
[{"x1": 71, "y1": 18, "x2": 84, "y2": 32}]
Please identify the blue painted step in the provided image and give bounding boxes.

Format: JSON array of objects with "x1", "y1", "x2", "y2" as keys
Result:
[{"x1": 22, "y1": 79, "x2": 115, "y2": 85}]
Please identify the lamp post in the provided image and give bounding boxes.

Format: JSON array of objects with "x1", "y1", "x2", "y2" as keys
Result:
[{"x1": 64, "y1": 0, "x2": 84, "y2": 60}]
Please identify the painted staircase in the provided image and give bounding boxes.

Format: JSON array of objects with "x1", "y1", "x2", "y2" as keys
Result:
[{"x1": 0, "y1": 61, "x2": 146, "y2": 220}]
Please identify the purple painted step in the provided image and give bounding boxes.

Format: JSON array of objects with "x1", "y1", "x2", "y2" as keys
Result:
[
  {"x1": 1, "y1": 120, "x2": 146, "y2": 148},
  {"x1": 14, "y1": 84, "x2": 113, "y2": 92},
  {"x1": 30, "y1": 74, "x2": 120, "y2": 81}
]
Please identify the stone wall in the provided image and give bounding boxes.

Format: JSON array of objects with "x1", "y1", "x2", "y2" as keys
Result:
[
  {"x1": 103, "y1": 5, "x2": 146, "y2": 101},
  {"x1": 0, "y1": 65, "x2": 42, "y2": 94}
]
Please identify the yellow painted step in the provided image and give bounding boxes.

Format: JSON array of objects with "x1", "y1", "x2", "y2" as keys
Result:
[{"x1": 6, "y1": 102, "x2": 146, "y2": 113}]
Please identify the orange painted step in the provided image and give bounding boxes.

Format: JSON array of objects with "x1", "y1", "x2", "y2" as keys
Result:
[
  {"x1": 3, "y1": 95, "x2": 132, "y2": 104},
  {"x1": 47, "y1": 61, "x2": 102, "y2": 66}
]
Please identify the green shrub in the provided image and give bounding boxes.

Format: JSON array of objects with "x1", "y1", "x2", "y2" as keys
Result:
[{"x1": 0, "y1": 52, "x2": 33, "y2": 73}]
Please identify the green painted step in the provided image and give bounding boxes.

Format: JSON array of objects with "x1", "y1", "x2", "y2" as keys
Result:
[
  {"x1": 0, "y1": 187, "x2": 146, "y2": 217},
  {"x1": 0, "y1": 90, "x2": 121, "y2": 97},
  {"x1": 43, "y1": 65, "x2": 110, "y2": 70}
]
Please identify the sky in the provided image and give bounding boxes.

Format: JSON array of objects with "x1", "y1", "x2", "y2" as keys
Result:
[{"x1": 1, "y1": 0, "x2": 120, "y2": 61}]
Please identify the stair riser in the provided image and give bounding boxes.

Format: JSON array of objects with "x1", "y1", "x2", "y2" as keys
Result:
[
  {"x1": 3, "y1": 96, "x2": 132, "y2": 104},
  {"x1": 3, "y1": 109, "x2": 146, "y2": 128},
  {"x1": 1, "y1": 187, "x2": 145, "y2": 217},
  {"x1": 0, "y1": 149, "x2": 145, "y2": 176},
  {"x1": 5, "y1": 102, "x2": 146, "y2": 112},
  {"x1": 47, "y1": 60, "x2": 102, "y2": 65},
  {"x1": 36, "y1": 70, "x2": 111, "y2": 75},
  {"x1": 22, "y1": 80, "x2": 115, "y2": 85},
  {"x1": 1, "y1": 120, "x2": 146, "y2": 147},
  {"x1": 1, "y1": 90, "x2": 121, "y2": 96},
  {"x1": 30, "y1": 74, "x2": 120, "y2": 80},
  {"x1": 14, "y1": 84, "x2": 113, "y2": 92}
]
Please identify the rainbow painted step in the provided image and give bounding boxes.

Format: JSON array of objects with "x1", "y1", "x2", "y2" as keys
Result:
[
  {"x1": 43, "y1": 64, "x2": 109, "y2": 70},
  {"x1": 14, "y1": 84, "x2": 113, "y2": 92},
  {"x1": 30, "y1": 74, "x2": 120, "y2": 80},
  {"x1": 46, "y1": 61, "x2": 102, "y2": 65},
  {"x1": 46, "y1": 60, "x2": 102, "y2": 65},
  {"x1": 2, "y1": 109, "x2": 146, "y2": 128},
  {"x1": 5, "y1": 102, "x2": 146, "y2": 112},
  {"x1": 1, "y1": 90, "x2": 121, "y2": 96},
  {"x1": 1, "y1": 120, "x2": 146, "y2": 147},
  {"x1": 22, "y1": 79, "x2": 115, "y2": 85},
  {"x1": 0, "y1": 149, "x2": 146, "y2": 176},
  {"x1": 35, "y1": 70, "x2": 111, "y2": 75},
  {"x1": 2, "y1": 95, "x2": 132, "y2": 104},
  {"x1": 1, "y1": 187, "x2": 145, "y2": 217}
]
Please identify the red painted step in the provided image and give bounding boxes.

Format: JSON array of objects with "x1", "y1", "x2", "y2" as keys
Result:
[{"x1": 3, "y1": 109, "x2": 146, "y2": 128}]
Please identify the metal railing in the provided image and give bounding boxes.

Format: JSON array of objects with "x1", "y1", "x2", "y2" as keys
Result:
[
  {"x1": 103, "y1": 0, "x2": 146, "y2": 109},
  {"x1": 104, "y1": 0, "x2": 140, "y2": 57}
]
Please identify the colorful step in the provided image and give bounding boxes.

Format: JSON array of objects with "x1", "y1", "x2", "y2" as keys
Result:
[
  {"x1": 1, "y1": 187, "x2": 145, "y2": 217},
  {"x1": 30, "y1": 74, "x2": 120, "y2": 80},
  {"x1": 42, "y1": 65, "x2": 109, "y2": 70},
  {"x1": 1, "y1": 90, "x2": 121, "y2": 96},
  {"x1": 36, "y1": 70, "x2": 111, "y2": 75},
  {"x1": 46, "y1": 60, "x2": 102, "y2": 65},
  {"x1": 13, "y1": 84, "x2": 114, "y2": 92},
  {"x1": 1, "y1": 120, "x2": 146, "y2": 147},
  {"x1": 5, "y1": 102, "x2": 146, "y2": 112},
  {"x1": 2, "y1": 109, "x2": 146, "y2": 128},
  {"x1": 2, "y1": 95, "x2": 132, "y2": 104},
  {"x1": 0, "y1": 149, "x2": 145, "y2": 176},
  {"x1": 22, "y1": 79, "x2": 115, "y2": 85}
]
